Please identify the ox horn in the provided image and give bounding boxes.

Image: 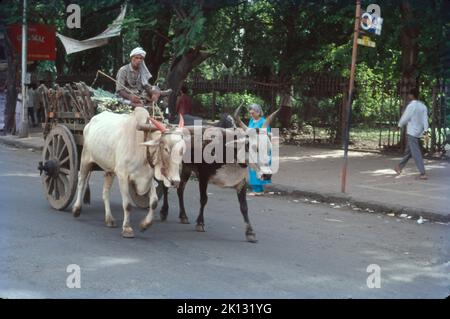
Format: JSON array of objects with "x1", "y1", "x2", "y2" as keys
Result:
[
  {"x1": 233, "y1": 102, "x2": 248, "y2": 131},
  {"x1": 262, "y1": 108, "x2": 280, "y2": 129},
  {"x1": 149, "y1": 117, "x2": 167, "y2": 133},
  {"x1": 178, "y1": 113, "x2": 184, "y2": 128}
]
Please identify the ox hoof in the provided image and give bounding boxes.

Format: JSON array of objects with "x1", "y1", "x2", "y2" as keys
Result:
[
  {"x1": 195, "y1": 224, "x2": 205, "y2": 232},
  {"x1": 180, "y1": 217, "x2": 190, "y2": 224},
  {"x1": 246, "y1": 232, "x2": 258, "y2": 243},
  {"x1": 72, "y1": 206, "x2": 81, "y2": 218},
  {"x1": 105, "y1": 217, "x2": 117, "y2": 228},
  {"x1": 139, "y1": 220, "x2": 152, "y2": 232},
  {"x1": 122, "y1": 227, "x2": 135, "y2": 238},
  {"x1": 160, "y1": 210, "x2": 168, "y2": 222}
]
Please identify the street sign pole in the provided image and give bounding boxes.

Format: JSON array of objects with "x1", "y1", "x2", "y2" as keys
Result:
[
  {"x1": 341, "y1": 0, "x2": 361, "y2": 193},
  {"x1": 19, "y1": 0, "x2": 29, "y2": 138}
]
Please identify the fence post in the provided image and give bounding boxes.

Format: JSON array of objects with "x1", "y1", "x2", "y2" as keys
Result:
[
  {"x1": 431, "y1": 85, "x2": 438, "y2": 153},
  {"x1": 211, "y1": 90, "x2": 216, "y2": 121}
]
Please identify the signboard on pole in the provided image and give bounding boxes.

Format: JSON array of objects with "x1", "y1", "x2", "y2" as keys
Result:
[
  {"x1": 357, "y1": 35, "x2": 376, "y2": 48},
  {"x1": 7, "y1": 24, "x2": 56, "y2": 60},
  {"x1": 360, "y1": 12, "x2": 383, "y2": 36},
  {"x1": 357, "y1": 4, "x2": 382, "y2": 49},
  {"x1": 341, "y1": 0, "x2": 362, "y2": 193}
]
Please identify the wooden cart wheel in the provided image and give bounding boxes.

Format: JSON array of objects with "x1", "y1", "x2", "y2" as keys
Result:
[
  {"x1": 129, "y1": 180, "x2": 164, "y2": 209},
  {"x1": 39, "y1": 125, "x2": 78, "y2": 210}
]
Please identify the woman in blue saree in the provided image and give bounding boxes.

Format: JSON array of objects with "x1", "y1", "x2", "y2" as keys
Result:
[{"x1": 247, "y1": 104, "x2": 271, "y2": 195}]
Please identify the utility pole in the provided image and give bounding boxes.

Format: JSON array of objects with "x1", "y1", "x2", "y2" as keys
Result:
[
  {"x1": 340, "y1": 0, "x2": 361, "y2": 193},
  {"x1": 19, "y1": 0, "x2": 29, "y2": 138}
]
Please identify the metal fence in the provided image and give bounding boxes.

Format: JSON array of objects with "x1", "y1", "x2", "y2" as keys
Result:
[
  {"x1": 189, "y1": 75, "x2": 449, "y2": 153},
  {"x1": 36, "y1": 73, "x2": 449, "y2": 153},
  {"x1": 281, "y1": 76, "x2": 449, "y2": 154}
]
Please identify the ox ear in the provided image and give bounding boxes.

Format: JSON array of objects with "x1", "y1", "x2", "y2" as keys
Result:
[
  {"x1": 180, "y1": 127, "x2": 191, "y2": 137},
  {"x1": 141, "y1": 139, "x2": 160, "y2": 147}
]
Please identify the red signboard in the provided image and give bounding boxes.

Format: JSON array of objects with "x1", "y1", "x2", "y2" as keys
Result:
[{"x1": 7, "y1": 24, "x2": 56, "y2": 61}]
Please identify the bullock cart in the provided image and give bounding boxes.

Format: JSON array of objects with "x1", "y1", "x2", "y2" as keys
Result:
[{"x1": 37, "y1": 82, "x2": 158, "y2": 210}]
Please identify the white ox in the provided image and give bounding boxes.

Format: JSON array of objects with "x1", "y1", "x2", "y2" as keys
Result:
[{"x1": 72, "y1": 107, "x2": 186, "y2": 238}]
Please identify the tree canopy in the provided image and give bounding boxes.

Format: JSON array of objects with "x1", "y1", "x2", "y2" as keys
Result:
[{"x1": 1, "y1": 0, "x2": 448, "y2": 136}]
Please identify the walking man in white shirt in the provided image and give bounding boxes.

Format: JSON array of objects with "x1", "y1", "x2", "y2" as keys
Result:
[{"x1": 394, "y1": 90, "x2": 429, "y2": 180}]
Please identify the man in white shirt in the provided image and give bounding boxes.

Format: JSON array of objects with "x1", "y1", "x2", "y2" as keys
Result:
[{"x1": 394, "y1": 90, "x2": 429, "y2": 180}]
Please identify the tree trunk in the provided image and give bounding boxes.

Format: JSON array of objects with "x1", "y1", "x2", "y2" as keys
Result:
[
  {"x1": 139, "y1": 9, "x2": 171, "y2": 85},
  {"x1": 166, "y1": 48, "x2": 212, "y2": 118},
  {"x1": 399, "y1": 0, "x2": 420, "y2": 148},
  {"x1": 55, "y1": 39, "x2": 66, "y2": 74},
  {"x1": 279, "y1": 85, "x2": 293, "y2": 128},
  {"x1": 253, "y1": 66, "x2": 275, "y2": 107},
  {"x1": 277, "y1": 3, "x2": 301, "y2": 128},
  {"x1": 2, "y1": 26, "x2": 18, "y2": 134},
  {"x1": 400, "y1": 0, "x2": 419, "y2": 94}
]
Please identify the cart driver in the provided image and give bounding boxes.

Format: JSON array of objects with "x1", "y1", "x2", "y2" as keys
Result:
[{"x1": 115, "y1": 47, "x2": 153, "y2": 108}]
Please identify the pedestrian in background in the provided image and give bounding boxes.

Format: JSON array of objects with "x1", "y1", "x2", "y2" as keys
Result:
[
  {"x1": 176, "y1": 85, "x2": 193, "y2": 116},
  {"x1": 247, "y1": 103, "x2": 272, "y2": 195},
  {"x1": 394, "y1": 89, "x2": 429, "y2": 180},
  {"x1": 27, "y1": 85, "x2": 37, "y2": 127},
  {"x1": 35, "y1": 84, "x2": 45, "y2": 124},
  {"x1": 14, "y1": 86, "x2": 23, "y2": 135}
]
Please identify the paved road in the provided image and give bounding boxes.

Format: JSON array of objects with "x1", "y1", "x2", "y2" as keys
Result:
[{"x1": 0, "y1": 144, "x2": 449, "y2": 298}]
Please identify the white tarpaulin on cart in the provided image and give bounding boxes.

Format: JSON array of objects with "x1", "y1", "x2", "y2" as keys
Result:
[{"x1": 57, "y1": 5, "x2": 126, "y2": 55}]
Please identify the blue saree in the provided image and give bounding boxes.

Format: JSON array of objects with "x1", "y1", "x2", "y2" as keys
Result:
[{"x1": 248, "y1": 117, "x2": 271, "y2": 193}]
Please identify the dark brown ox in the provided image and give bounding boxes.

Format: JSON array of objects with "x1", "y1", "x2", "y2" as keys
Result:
[{"x1": 160, "y1": 106, "x2": 279, "y2": 242}]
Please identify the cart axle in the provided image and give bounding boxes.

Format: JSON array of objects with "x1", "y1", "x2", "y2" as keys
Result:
[{"x1": 38, "y1": 160, "x2": 59, "y2": 177}]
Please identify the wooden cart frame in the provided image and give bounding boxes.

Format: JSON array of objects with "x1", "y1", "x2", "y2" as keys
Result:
[{"x1": 37, "y1": 82, "x2": 151, "y2": 210}]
